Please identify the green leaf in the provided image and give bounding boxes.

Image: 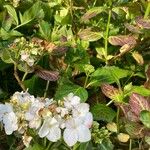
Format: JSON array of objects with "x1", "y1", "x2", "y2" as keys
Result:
[
  {"x1": 55, "y1": 79, "x2": 88, "y2": 102},
  {"x1": 39, "y1": 20, "x2": 51, "y2": 41},
  {"x1": 1, "y1": 49, "x2": 14, "y2": 64},
  {"x1": 19, "y1": 2, "x2": 44, "y2": 27},
  {"x1": 88, "y1": 66, "x2": 131, "y2": 87},
  {"x1": 91, "y1": 104, "x2": 116, "y2": 122},
  {"x1": 78, "y1": 29, "x2": 102, "y2": 42},
  {"x1": 132, "y1": 86, "x2": 150, "y2": 96},
  {"x1": 81, "y1": 7, "x2": 106, "y2": 22},
  {"x1": 140, "y1": 110, "x2": 150, "y2": 128},
  {"x1": 98, "y1": 139, "x2": 114, "y2": 150},
  {"x1": 0, "y1": 28, "x2": 22, "y2": 40},
  {"x1": 4, "y1": 5, "x2": 18, "y2": 25},
  {"x1": 24, "y1": 75, "x2": 45, "y2": 96}
]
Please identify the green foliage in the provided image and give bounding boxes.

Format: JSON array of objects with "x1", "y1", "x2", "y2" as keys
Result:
[
  {"x1": 140, "y1": 110, "x2": 150, "y2": 128},
  {"x1": 91, "y1": 104, "x2": 116, "y2": 122},
  {"x1": 55, "y1": 79, "x2": 88, "y2": 102},
  {"x1": 89, "y1": 66, "x2": 131, "y2": 87}
]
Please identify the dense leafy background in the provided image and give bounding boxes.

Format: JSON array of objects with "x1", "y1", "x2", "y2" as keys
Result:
[{"x1": 0, "y1": 0, "x2": 150, "y2": 149}]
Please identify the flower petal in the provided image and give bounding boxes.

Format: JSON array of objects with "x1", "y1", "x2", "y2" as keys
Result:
[
  {"x1": 77, "y1": 125, "x2": 91, "y2": 142},
  {"x1": 63, "y1": 128, "x2": 78, "y2": 147},
  {"x1": 38, "y1": 120, "x2": 49, "y2": 138},
  {"x1": 46, "y1": 126, "x2": 61, "y2": 142},
  {"x1": 83, "y1": 112, "x2": 93, "y2": 128}
]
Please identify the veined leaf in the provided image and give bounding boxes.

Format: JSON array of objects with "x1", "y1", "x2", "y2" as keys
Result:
[
  {"x1": 4, "y1": 5, "x2": 18, "y2": 25},
  {"x1": 81, "y1": 7, "x2": 105, "y2": 21},
  {"x1": 78, "y1": 28, "x2": 102, "y2": 42},
  {"x1": 39, "y1": 20, "x2": 51, "y2": 41},
  {"x1": 109, "y1": 35, "x2": 137, "y2": 46},
  {"x1": 91, "y1": 104, "x2": 116, "y2": 122},
  {"x1": 88, "y1": 66, "x2": 131, "y2": 87}
]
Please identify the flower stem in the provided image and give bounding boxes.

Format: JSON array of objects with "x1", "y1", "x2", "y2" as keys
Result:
[
  {"x1": 46, "y1": 141, "x2": 52, "y2": 150},
  {"x1": 129, "y1": 139, "x2": 132, "y2": 150},
  {"x1": 44, "y1": 80, "x2": 50, "y2": 99},
  {"x1": 104, "y1": 9, "x2": 111, "y2": 64},
  {"x1": 116, "y1": 107, "x2": 120, "y2": 133},
  {"x1": 144, "y1": 1, "x2": 150, "y2": 19},
  {"x1": 84, "y1": 73, "x2": 89, "y2": 88},
  {"x1": 22, "y1": 71, "x2": 28, "y2": 82},
  {"x1": 14, "y1": 63, "x2": 26, "y2": 91},
  {"x1": 106, "y1": 100, "x2": 113, "y2": 106}
]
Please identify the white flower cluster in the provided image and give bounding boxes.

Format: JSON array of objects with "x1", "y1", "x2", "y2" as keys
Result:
[{"x1": 0, "y1": 92, "x2": 93, "y2": 147}]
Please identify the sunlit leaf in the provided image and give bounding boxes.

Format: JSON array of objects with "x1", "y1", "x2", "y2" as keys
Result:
[
  {"x1": 78, "y1": 28, "x2": 102, "y2": 42},
  {"x1": 132, "y1": 51, "x2": 144, "y2": 65},
  {"x1": 81, "y1": 7, "x2": 105, "y2": 21},
  {"x1": 108, "y1": 35, "x2": 137, "y2": 46}
]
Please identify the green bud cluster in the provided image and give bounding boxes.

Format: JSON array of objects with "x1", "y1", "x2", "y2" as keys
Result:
[{"x1": 91, "y1": 121, "x2": 111, "y2": 144}]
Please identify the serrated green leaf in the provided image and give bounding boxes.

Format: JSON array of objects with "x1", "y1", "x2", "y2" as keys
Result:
[
  {"x1": 55, "y1": 79, "x2": 88, "y2": 102},
  {"x1": 39, "y1": 20, "x2": 51, "y2": 41},
  {"x1": 91, "y1": 104, "x2": 116, "y2": 122},
  {"x1": 140, "y1": 110, "x2": 150, "y2": 128},
  {"x1": 88, "y1": 66, "x2": 131, "y2": 87}
]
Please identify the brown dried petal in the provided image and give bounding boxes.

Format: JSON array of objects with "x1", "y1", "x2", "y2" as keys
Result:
[{"x1": 108, "y1": 35, "x2": 137, "y2": 46}]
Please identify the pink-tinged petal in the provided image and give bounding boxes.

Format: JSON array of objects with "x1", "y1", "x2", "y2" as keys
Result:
[
  {"x1": 83, "y1": 112, "x2": 93, "y2": 128},
  {"x1": 63, "y1": 128, "x2": 78, "y2": 147},
  {"x1": 38, "y1": 120, "x2": 49, "y2": 138},
  {"x1": 77, "y1": 125, "x2": 91, "y2": 142},
  {"x1": 46, "y1": 127, "x2": 61, "y2": 142}
]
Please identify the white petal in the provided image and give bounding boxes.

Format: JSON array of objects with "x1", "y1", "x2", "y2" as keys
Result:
[
  {"x1": 65, "y1": 118, "x2": 76, "y2": 129},
  {"x1": 3, "y1": 112, "x2": 18, "y2": 135},
  {"x1": 73, "y1": 103, "x2": 89, "y2": 117},
  {"x1": 29, "y1": 117, "x2": 41, "y2": 129},
  {"x1": 77, "y1": 125, "x2": 91, "y2": 142},
  {"x1": 38, "y1": 120, "x2": 49, "y2": 138},
  {"x1": 46, "y1": 127, "x2": 61, "y2": 142},
  {"x1": 83, "y1": 112, "x2": 93, "y2": 128},
  {"x1": 71, "y1": 96, "x2": 80, "y2": 106},
  {"x1": 63, "y1": 128, "x2": 78, "y2": 147}
]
